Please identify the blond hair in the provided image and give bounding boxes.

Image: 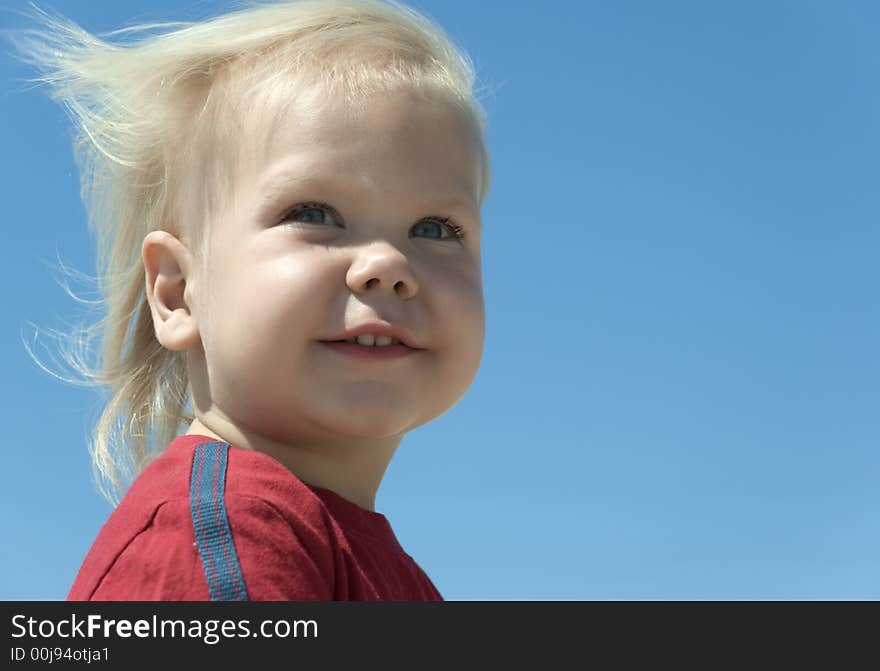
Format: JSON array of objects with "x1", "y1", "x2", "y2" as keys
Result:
[{"x1": 6, "y1": 0, "x2": 492, "y2": 505}]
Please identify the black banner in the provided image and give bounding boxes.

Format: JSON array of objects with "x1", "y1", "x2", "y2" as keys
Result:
[{"x1": 2, "y1": 601, "x2": 875, "y2": 666}]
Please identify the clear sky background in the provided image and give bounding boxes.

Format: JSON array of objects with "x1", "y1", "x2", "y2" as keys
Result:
[{"x1": 1, "y1": 0, "x2": 878, "y2": 600}]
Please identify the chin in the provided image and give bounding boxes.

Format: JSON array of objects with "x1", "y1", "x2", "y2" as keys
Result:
[{"x1": 314, "y1": 399, "x2": 424, "y2": 438}]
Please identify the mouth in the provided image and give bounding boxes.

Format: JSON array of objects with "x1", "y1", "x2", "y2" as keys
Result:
[
  {"x1": 318, "y1": 340, "x2": 420, "y2": 359},
  {"x1": 323, "y1": 339, "x2": 415, "y2": 349}
]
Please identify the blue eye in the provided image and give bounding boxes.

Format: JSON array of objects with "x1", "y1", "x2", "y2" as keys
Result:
[
  {"x1": 287, "y1": 206, "x2": 329, "y2": 224},
  {"x1": 411, "y1": 218, "x2": 466, "y2": 240},
  {"x1": 279, "y1": 201, "x2": 466, "y2": 241},
  {"x1": 283, "y1": 205, "x2": 327, "y2": 224},
  {"x1": 279, "y1": 202, "x2": 338, "y2": 226}
]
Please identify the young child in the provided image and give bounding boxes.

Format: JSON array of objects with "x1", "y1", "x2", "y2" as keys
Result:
[{"x1": 12, "y1": 0, "x2": 490, "y2": 600}]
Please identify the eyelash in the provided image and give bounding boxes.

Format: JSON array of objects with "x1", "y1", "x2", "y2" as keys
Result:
[{"x1": 279, "y1": 201, "x2": 466, "y2": 241}]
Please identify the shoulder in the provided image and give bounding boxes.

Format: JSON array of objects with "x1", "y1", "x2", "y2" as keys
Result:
[
  {"x1": 68, "y1": 435, "x2": 202, "y2": 600},
  {"x1": 219, "y1": 444, "x2": 340, "y2": 598},
  {"x1": 222, "y1": 493, "x2": 335, "y2": 600},
  {"x1": 70, "y1": 436, "x2": 337, "y2": 601},
  {"x1": 221, "y1": 440, "x2": 336, "y2": 537}
]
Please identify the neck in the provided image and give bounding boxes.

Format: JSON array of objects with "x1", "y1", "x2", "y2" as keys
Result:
[{"x1": 185, "y1": 416, "x2": 401, "y2": 511}]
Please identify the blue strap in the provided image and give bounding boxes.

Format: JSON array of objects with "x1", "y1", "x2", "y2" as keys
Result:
[{"x1": 189, "y1": 441, "x2": 249, "y2": 601}]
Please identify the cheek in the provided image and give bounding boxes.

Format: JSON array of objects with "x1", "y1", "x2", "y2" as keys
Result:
[
  {"x1": 202, "y1": 253, "x2": 326, "y2": 354},
  {"x1": 438, "y1": 265, "x2": 485, "y2": 346}
]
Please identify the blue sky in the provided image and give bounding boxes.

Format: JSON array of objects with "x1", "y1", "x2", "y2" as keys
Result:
[{"x1": 1, "y1": 0, "x2": 878, "y2": 600}]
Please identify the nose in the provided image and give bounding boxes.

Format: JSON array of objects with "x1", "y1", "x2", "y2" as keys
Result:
[{"x1": 346, "y1": 243, "x2": 418, "y2": 299}]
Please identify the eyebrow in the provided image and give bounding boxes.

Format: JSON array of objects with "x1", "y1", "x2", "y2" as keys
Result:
[{"x1": 257, "y1": 169, "x2": 480, "y2": 218}]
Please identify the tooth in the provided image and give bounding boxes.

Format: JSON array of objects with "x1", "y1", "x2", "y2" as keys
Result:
[{"x1": 348, "y1": 334, "x2": 399, "y2": 346}]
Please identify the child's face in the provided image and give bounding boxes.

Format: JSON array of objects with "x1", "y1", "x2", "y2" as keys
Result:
[{"x1": 189, "y1": 86, "x2": 485, "y2": 444}]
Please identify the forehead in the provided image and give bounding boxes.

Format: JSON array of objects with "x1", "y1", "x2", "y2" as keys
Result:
[{"x1": 235, "y1": 83, "x2": 482, "y2": 207}]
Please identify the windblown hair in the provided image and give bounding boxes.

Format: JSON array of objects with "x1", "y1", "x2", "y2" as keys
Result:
[{"x1": 6, "y1": 0, "x2": 491, "y2": 505}]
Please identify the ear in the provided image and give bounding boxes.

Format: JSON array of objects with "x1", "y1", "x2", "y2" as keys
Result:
[{"x1": 142, "y1": 230, "x2": 201, "y2": 351}]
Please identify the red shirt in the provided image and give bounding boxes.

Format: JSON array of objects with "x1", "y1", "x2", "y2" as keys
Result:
[{"x1": 67, "y1": 434, "x2": 442, "y2": 601}]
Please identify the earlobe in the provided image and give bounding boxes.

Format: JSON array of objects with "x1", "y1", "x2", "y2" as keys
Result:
[{"x1": 142, "y1": 230, "x2": 201, "y2": 351}]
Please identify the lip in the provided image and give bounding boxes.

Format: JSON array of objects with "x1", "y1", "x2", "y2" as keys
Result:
[
  {"x1": 323, "y1": 322, "x2": 420, "y2": 349},
  {"x1": 319, "y1": 341, "x2": 419, "y2": 360}
]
